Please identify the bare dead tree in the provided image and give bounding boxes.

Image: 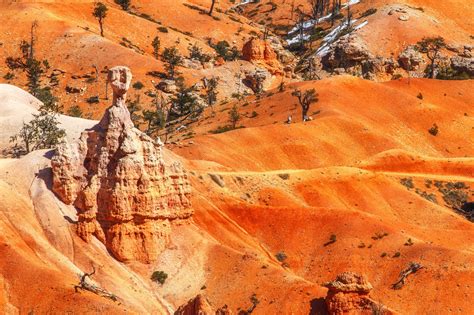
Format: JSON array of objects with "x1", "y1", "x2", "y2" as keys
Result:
[
  {"x1": 292, "y1": 88, "x2": 319, "y2": 121},
  {"x1": 75, "y1": 265, "x2": 118, "y2": 301},
  {"x1": 391, "y1": 262, "x2": 424, "y2": 290}
]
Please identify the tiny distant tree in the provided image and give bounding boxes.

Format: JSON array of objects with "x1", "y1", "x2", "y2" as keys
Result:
[
  {"x1": 115, "y1": 0, "x2": 131, "y2": 11},
  {"x1": 292, "y1": 88, "x2": 319, "y2": 121},
  {"x1": 162, "y1": 47, "x2": 183, "y2": 79},
  {"x1": 169, "y1": 80, "x2": 202, "y2": 121},
  {"x1": 151, "y1": 36, "x2": 160, "y2": 59},
  {"x1": 188, "y1": 44, "x2": 211, "y2": 63},
  {"x1": 93, "y1": 2, "x2": 108, "y2": 37},
  {"x1": 204, "y1": 77, "x2": 219, "y2": 110},
  {"x1": 126, "y1": 95, "x2": 143, "y2": 127},
  {"x1": 209, "y1": 0, "x2": 216, "y2": 16},
  {"x1": 142, "y1": 108, "x2": 166, "y2": 135},
  {"x1": 228, "y1": 104, "x2": 241, "y2": 129},
  {"x1": 416, "y1": 36, "x2": 446, "y2": 79},
  {"x1": 151, "y1": 271, "x2": 168, "y2": 285},
  {"x1": 10, "y1": 107, "x2": 66, "y2": 157},
  {"x1": 67, "y1": 105, "x2": 83, "y2": 117}
]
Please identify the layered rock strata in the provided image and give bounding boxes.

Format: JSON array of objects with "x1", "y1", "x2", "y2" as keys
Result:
[{"x1": 52, "y1": 66, "x2": 192, "y2": 263}]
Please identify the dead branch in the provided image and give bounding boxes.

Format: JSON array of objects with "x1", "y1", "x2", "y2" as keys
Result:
[
  {"x1": 74, "y1": 265, "x2": 118, "y2": 302},
  {"x1": 391, "y1": 262, "x2": 424, "y2": 290}
]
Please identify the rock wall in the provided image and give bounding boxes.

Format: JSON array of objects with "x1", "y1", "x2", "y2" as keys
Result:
[{"x1": 51, "y1": 66, "x2": 192, "y2": 263}]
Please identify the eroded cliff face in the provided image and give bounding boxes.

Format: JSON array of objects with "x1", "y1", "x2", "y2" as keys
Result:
[{"x1": 51, "y1": 66, "x2": 192, "y2": 263}]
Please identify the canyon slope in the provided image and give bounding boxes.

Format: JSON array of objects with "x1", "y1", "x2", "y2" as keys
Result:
[{"x1": 0, "y1": 0, "x2": 473, "y2": 314}]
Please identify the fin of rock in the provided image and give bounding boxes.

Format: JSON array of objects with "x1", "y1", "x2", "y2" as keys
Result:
[{"x1": 51, "y1": 66, "x2": 192, "y2": 263}]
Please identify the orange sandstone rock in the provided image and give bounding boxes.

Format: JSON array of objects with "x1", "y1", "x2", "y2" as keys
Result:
[
  {"x1": 51, "y1": 66, "x2": 192, "y2": 263},
  {"x1": 242, "y1": 38, "x2": 283, "y2": 75},
  {"x1": 323, "y1": 272, "x2": 395, "y2": 315}
]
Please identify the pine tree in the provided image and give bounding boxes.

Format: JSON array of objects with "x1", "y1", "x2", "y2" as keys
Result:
[{"x1": 93, "y1": 2, "x2": 108, "y2": 37}]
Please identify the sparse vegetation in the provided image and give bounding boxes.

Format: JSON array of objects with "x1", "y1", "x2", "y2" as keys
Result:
[
  {"x1": 162, "y1": 46, "x2": 183, "y2": 79},
  {"x1": 275, "y1": 251, "x2": 287, "y2": 262},
  {"x1": 372, "y1": 232, "x2": 389, "y2": 240},
  {"x1": 67, "y1": 105, "x2": 83, "y2": 117},
  {"x1": 291, "y1": 88, "x2": 319, "y2": 121},
  {"x1": 115, "y1": 0, "x2": 131, "y2": 11},
  {"x1": 132, "y1": 81, "x2": 144, "y2": 90},
  {"x1": 151, "y1": 36, "x2": 161, "y2": 59},
  {"x1": 324, "y1": 234, "x2": 337, "y2": 246},
  {"x1": 415, "y1": 36, "x2": 446, "y2": 79},
  {"x1": 92, "y1": 2, "x2": 108, "y2": 37},
  {"x1": 360, "y1": 8, "x2": 377, "y2": 18},
  {"x1": 428, "y1": 123, "x2": 439, "y2": 136},
  {"x1": 228, "y1": 104, "x2": 241, "y2": 129},
  {"x1": 400, "y1": 177, "x2": 414, "y2": 189},
  {"x1": 151, "y1": 271, "x2": 168, "y2": 285}
]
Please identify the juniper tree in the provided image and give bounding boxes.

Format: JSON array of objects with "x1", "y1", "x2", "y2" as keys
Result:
[
  {"x1": 115, "y1": 0, "x2": 131, "y2": 11},
  {"x1": 416, "y1": 36, "x2": 446, "y2": 79},
  {"x1": 169, "y1": 80, "x2": 201, "y2": 121},
  {"x1": 151, "y1": 36, "x2": 161, "y2": 59},
  {"x1": 162, "y1": 46, "x2": 183, "y2": 79},
  {"x1": 204, "y1": 77, "x2": 219, "y2": 110},
  {"x1": 93, "y1": 2, "x2": 108, "y2": 37},
  {"x1": 292, "y1": 88, "x2": 319, "y2": 121},
  {"x1": 228, "y1": 104, "x2": 241, "y2": 129}
]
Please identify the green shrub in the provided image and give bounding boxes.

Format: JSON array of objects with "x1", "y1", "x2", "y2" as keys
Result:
[
  {"x1": 275, "y1": 251, "x2": 287, "y2": 262},
  {"x1": 132, "y1": 81, "x2": 144, "y2": 89},
  {"x1": 151, "y1": 271, "x2": 168, "y2": 285}
]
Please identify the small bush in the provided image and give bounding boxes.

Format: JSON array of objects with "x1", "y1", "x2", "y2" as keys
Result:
[
  {"x1": 3, "y1": 72, "x2": 14, "y2": 80},
  {"x1": 67, "y1": 105, "x2": 83, "y2": 117},
  {"x1": 158, "y1": 26, "x2": 168, "y2": 33},
  {"x1": 133, "y1": 81, "x2": 144, "y2": 90},
  {"x1": 324, "y1": 234, "x2": 337, "y2": 246},
  {"x1": 372, "y1": 232, "x2": 389, "y2": 240},
  {"x1": 393, "y1": 252, "x2": 401, "y2": 258},
  {"x1": 275, "y1": 251, "x2": 287, "y2": 262},
  {"x1": 400, "y1": 178, "x2": 414, "y2": 189},
  {"x1": 417, "y1": 93, "x2": 423, "y2": 100},
  {"x1": 404, "y1": 238, "x2": 414, "y2": 246},
  {"x1": 151, "y1": 271, "x2": 168, "y2": 285},
  {"x1": 380, "y1": 252, "x2": 387, "y2": 258},
  {"x1": 86, "y1": 96, "x2": 100, "y2": 104},
  {"x1": 250, "y1": 111, "x2": 258, "y2": 118},
  {"x1": 360, "y1": 8, "x2": 377, "y2": 18},
  {"x1": 428, "y1": 124, "x2": 439, "y2": 136},
  {"x1": 391, "y1": 74, "x2": 403, "y2": 80}
]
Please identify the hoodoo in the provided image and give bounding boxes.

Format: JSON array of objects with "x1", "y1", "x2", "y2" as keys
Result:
[{"x1": 51, "y1": 66, "x2": 192, "y2": 263}]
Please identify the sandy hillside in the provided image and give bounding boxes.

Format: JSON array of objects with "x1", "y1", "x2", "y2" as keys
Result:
[
  {"x1": 0, "y1": 76, "x2": 473, "y2": 313},
  {"x1": 0, "y1": 0, "x2": 473, "y2": 314}
]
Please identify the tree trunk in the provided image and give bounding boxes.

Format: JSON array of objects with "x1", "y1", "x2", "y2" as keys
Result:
[
  {"x1": 302, "y1": 105, "x2": 309, "y2": 121},
  {"x1": 209, "y1": 0, "x2": 216, "y2": 16},
  {"x1": 99, "y1": 19, "x2": 104, "y2": 37}
]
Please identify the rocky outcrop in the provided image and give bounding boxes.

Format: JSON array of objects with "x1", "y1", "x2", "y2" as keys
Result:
[
  {"x1": 242, "y1": 38, "x2": 283, "y2": 75},
  {"x1": 174, "y1": 295, "x2": 214, "y2": 315},
  {"x1": 450, "y1": 56, "x2": 474, "y2": 76},
  {"x1": 51, "y1": 66, "x2": 192, "y2": 263},
  {"x1": 321, "y1": 35, "x2": 374, "y2": 70},
  {"x1": 398, "y1": 46, "x2": 424, "y2": 70},
  {"x1": 174, "y1": 295, "x2": 232, "y2": 315},
  {"x1": 323, "y1": 272, "x2": 395, "y2": 315},
  {"x1": 319, "y1": 34, "x2": 387, "y2": 79}
]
